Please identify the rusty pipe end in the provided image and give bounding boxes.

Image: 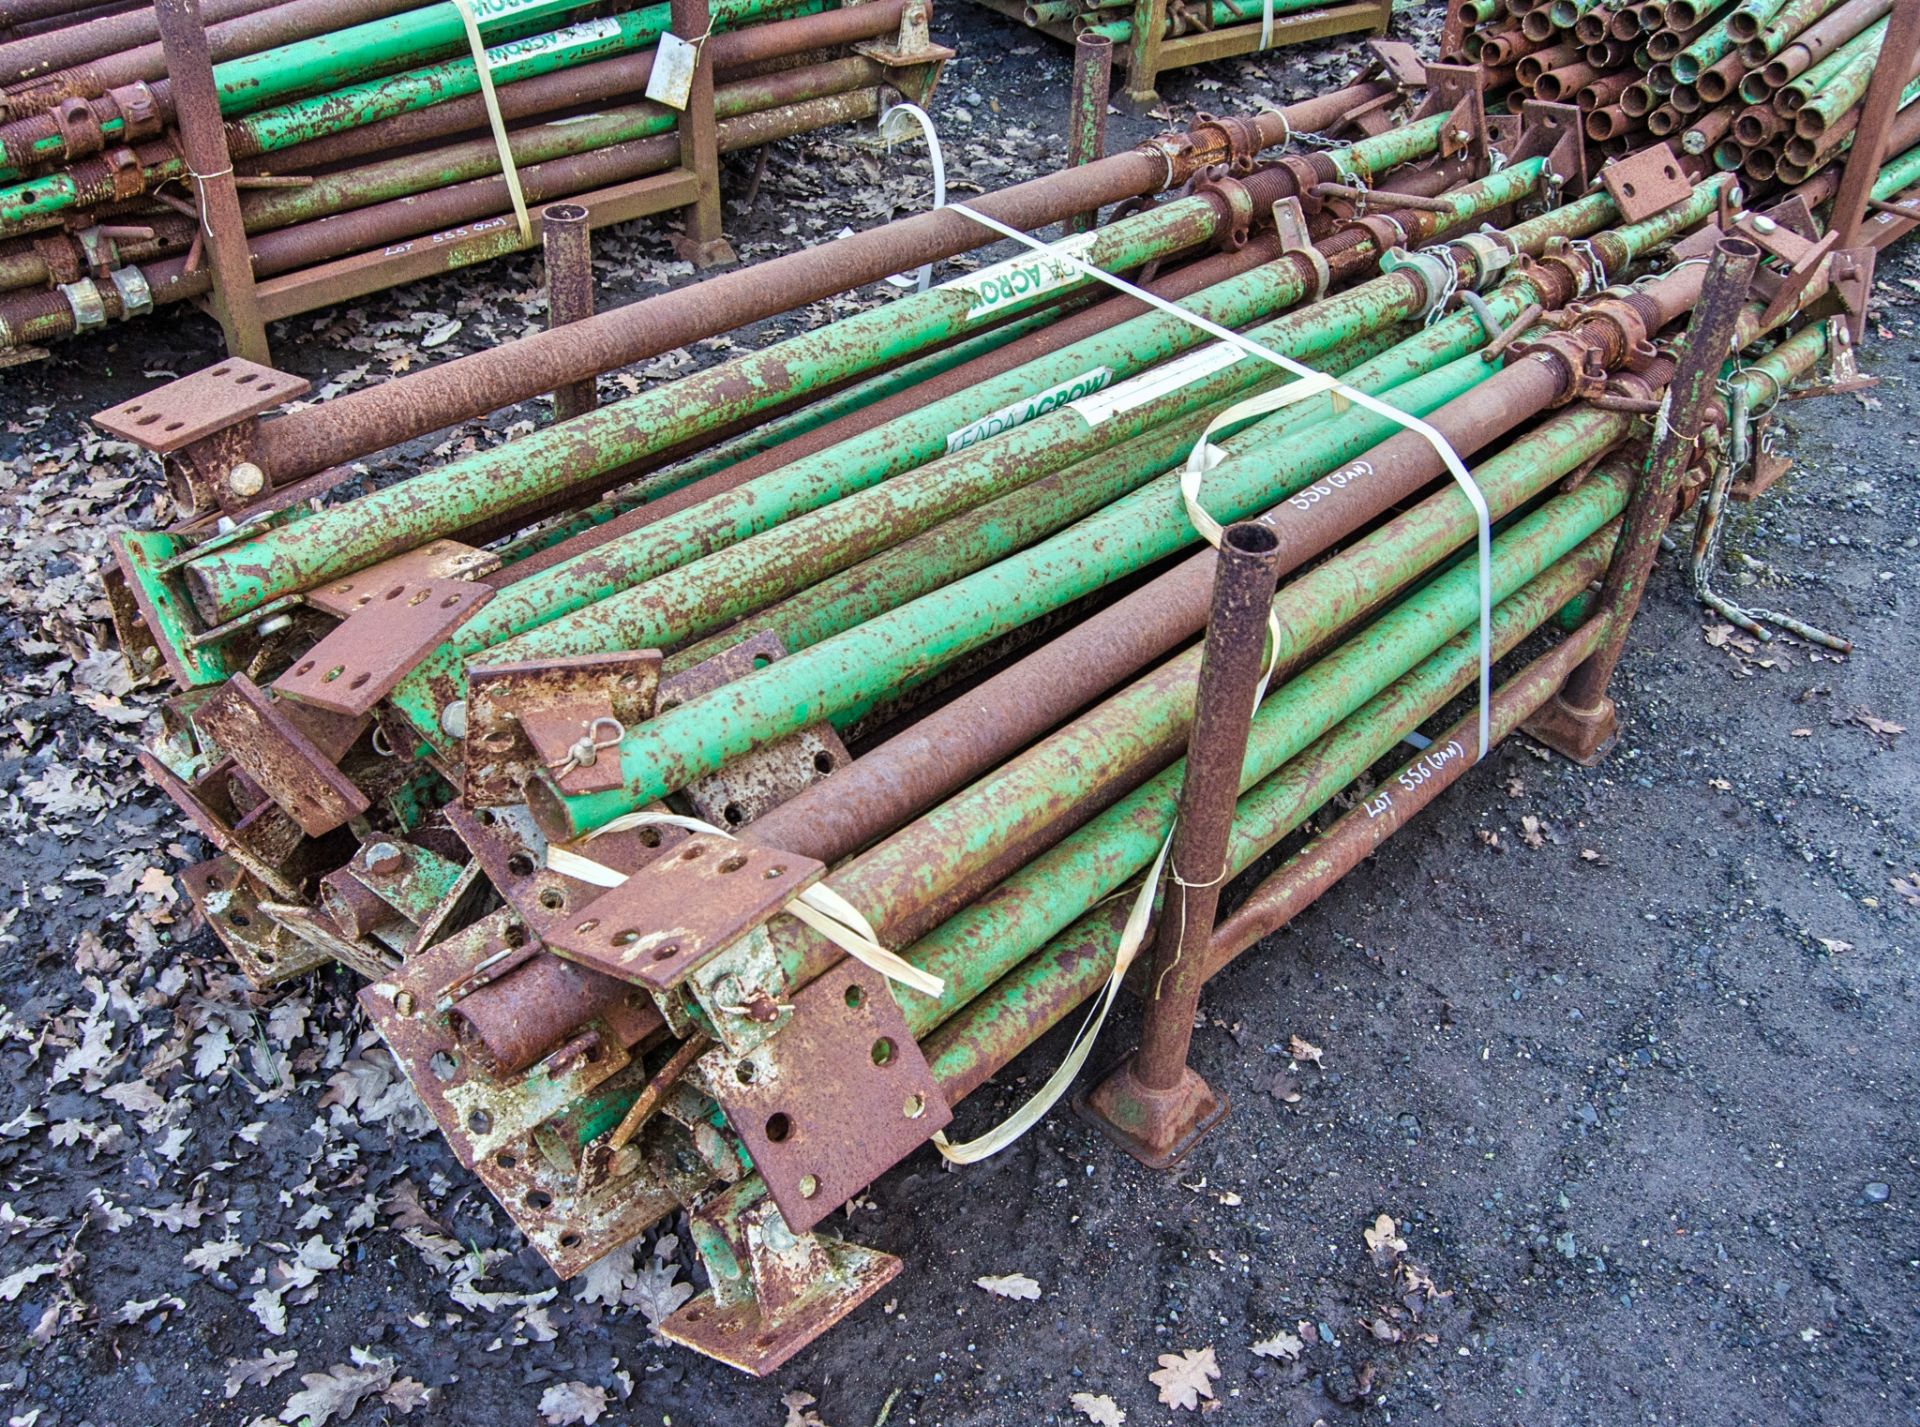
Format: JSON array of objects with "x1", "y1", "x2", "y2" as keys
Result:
[{"x1": 541, "y1": 201, "x2": 590, "y2": 231}]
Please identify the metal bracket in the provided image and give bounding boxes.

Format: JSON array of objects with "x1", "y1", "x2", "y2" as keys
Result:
[
  {"x1": 853, "y1": 0, "x2": 955, "y2": 69},
  {"x1": 1410, "y1": 64, "x2": 1489, "y2": 173},
  {"x1": 1366, "y1": 37, "x2": 1427, "y2": 89},
  {"x1": 1270, "y1": 197, "x2": 1329, "y2": 301},
  {"x1": 179, "y1": 855, "x2": 331, "y2": 987},
  {"x1": 468, "y1": 1099, "x2": 685, "y2": 1279},
  {"x1": 465, "y1": 649, "x2": 662, "y2": 807},
  {"x1": 1510, "y1": 100, "x2": 1587, "y2": 194},
  {"x1": 659, "y1": 633, "x2": 851, "y2": 831},
  {"x1": 661, "y1": 1179, "x2": 902, "y2": 1376},
  {"x1": 190, "y1": 673, "x2": 370, "y2": 836},
  {"x1": 273, "y1": 577, "x2": 492, "y2": 716},
  {"x1": 306, "y1": 539, "x2": 496, "y2": 618},
  {"x1": 92, "y1": 359, "x2": 305, "y2": 482},
  {"x1": 1598, "y1": 142, "x2": 1691, "y2": 223},
  {"x1": 540, "y1": 834, "x2": 824, "y2": 993},
  {"x1": 707, "y1": 959, "x2": 951, "y2": 1233},
  {"x1": 358, "y1": 909, "x2": 642, "y2": 1170},
  {"x1": 1823, "y1": 245, "x2": 1876, "y2": 345}
]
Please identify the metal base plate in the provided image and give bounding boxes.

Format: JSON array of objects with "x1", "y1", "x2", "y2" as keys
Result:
[
  {"x1": 660, "y1": 1240, "x2": 900, "y2": 1376},
  {"x1": 1073, "y1": 1058, "x2": 1230, "y2": 1171},
  {"x1": 540, "y1": 833, "x2": 823, "y2": 992},
  {"x1": 93, "y1": 358, "x2": 308, "y2": 453},
  {"x1": 1521, "y1": 692, "x2": 1619, "y2": 767},
  {"x1": 359, "y1": 910, "x2": 636, "y2": 1169},
  {"x1": 712, "y1": 960, "x2": 950, "y2": 1233},
  {"x1": 306, "y1": 539, "x2": 494, "y2": 618},
  {"x1": 273, "y1": 577, "x2": 492, "y2": 716}
]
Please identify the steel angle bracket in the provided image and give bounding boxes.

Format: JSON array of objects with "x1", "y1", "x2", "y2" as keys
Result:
[
  {"x1": 191, "y1": 674, "x2": 370, "y2": 837},
  {"x1": 707, "y1": 960, "x2": 951, "y2": 1233},
  {"x1": 1366, "y1": 37, "x2": 1426, "y2": 91},
  {"x1": 135, "y1": 746, "x2": 320, "y2": 900},
  {"x1": 469, "y1": 1077, "x2": 685, "y2": 1279},
  {"x1": 662, "y1": 1178, "x2": 901, "y2": 1376},
  {"x1": 263, "y1": 902, "x2": 400, "y2": 982},
  {"x1": 465, "y1": 649, "x2": 662, "y2": 806},
  {"x1": 1510, "y1": 100, "x2": 1587, "y2": 194},
  {"x1": 542, "y1": 834, "x2": 825, "y2": 997},
  {"x1": 343, "y1": 837, "x2": 469, "y2": 928},
  {"x1": 679, "y1": 922, "x2": 793, "y2": 1057},
  {"x1": 359, "y1": 909, "x2": 638, "y2": 1169},
  {"x1": 660, "y1": 633, "x2": 850, "y2": 831},
  {"x1": 179, "y1": 856, "x2": 332, "y2": 987},
  {"x1": 1409, "y1": 63, "x2": 1488, "y2": 171}
]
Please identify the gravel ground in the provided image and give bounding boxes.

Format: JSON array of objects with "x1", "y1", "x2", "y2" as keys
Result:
[{"x1": 0, "y1": 5, "x2": 1915, "y2": 1426}]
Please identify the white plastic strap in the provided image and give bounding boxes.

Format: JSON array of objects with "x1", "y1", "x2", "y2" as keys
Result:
[
  {"x1": 1260, "y1": 0, "x2": 1274, "y2": 50},
  {"x1": 879, "y1": 102, "x2": 946, "y2": 292},
  {"x1": 451, "y1": 0, "x2": 536, "y2": 242},
  {"x1": 549, "y1": 811, "x2": 946, "y2": 999},
  {"x1": 931, "y1": 202, "x2": 1497, "y2": 1165},
  {"x1": 943, "y1": 201, "x2": 1494, "y2": 761}
]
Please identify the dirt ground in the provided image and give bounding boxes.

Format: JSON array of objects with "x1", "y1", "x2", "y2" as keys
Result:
[{"x1": 1, "y1": 4, "x2": 1916, "y2": 1425}]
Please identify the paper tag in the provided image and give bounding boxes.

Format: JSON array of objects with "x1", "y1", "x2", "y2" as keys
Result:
[
  {"x1": 485, "y1": 15, "x2": 620, "y2": 74},
  {"x1": 1068, "y1": 342, "x2": 1243, "y2": 427},
  {"x1": 645, "y1": 30, "x2": 698, "y2": 110},
  {"x1": 940, "y1": 231, "x2": 1100, "y2": 320},
  {"x1": 945, "y1": 368, "x2": 1114, "y2": 454}
]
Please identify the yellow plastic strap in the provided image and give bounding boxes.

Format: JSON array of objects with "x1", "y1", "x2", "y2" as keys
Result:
[
  {"x1": 451, "y1": 0, "x2": 535, "y2": 242},
  {"x1": 932, "y1": 832, "x2": 1174, "y2": 1164},
  {"x1": 550, "y1": 810, "x2": 946, "y2": 998}
]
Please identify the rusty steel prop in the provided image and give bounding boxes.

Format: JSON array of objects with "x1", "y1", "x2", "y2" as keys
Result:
[{"x1": 1077, "y1": 520, "x2": 1281, "y2": 1168}]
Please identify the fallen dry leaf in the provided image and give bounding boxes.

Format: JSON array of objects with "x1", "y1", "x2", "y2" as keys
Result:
[
  {"x1": 1520, "y1": 815, "x2": 1545, "y2": 849},
  {"x1": 538, "y1": 1381, "x2": 609, "y2": 1426},
  {"x1": 975, "y1": 1272, "x2": 1041, "y2": 1301},
  {"x1": 225, "y1": 1348, "x2": 297, "y2": 1399},
  {"x1": 1148, "y1": 1347, "x2": 1220, "y2": 1411},
  {"x1": 1816, "y1": 937, "x2": 1854, "y2": 955},
  {"x1": 1070, "y1": 1391, "x2": 1126, "y2": 1426},
  {"x1": 1288, "y1": 1035, "x2": 1324, "y2": 1068},
  {"x1": 781, "y1": 1389, "x2": 828, "y2": 1427},
  {"x1": 1790, "y1": 727, "x2": 1813, "y2": 738},
  {"x1": 277, "y1": 1359, "x2": 393, "y2": 1427},
  {"x1": 1365, "y1": 1213, "x2": 1407, "y2": 1263},
  {"x1": 1250, "y1": 1329, "x2": 1304, "y2": 1361},
  {"x1": 1579, "y1": 848, "x2": 1604, "y2": 863}
]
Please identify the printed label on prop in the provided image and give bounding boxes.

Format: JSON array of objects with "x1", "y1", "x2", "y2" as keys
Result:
[
  {"x1": 1286, "y1": 455, "x2": 1375, "y2": 511},
  {"x1": 485, "y1": 16, "x2": 620, "y2": 72},
  {"x1": 464, "y1": 0, "x2": 578, "y2": 26},
  {"x1": 1068, "y1": 342, "x2": 1243, "y2": 426},
  {"x1": 942, "y1": 232, "x2": 1101, "y2": 320},
  {"x1": 945, "y1": 368, "x2": 1115, "y2": 453},
  {"x1": 1362, "y1": 737, "x2": 1468, "y2": 819}
]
